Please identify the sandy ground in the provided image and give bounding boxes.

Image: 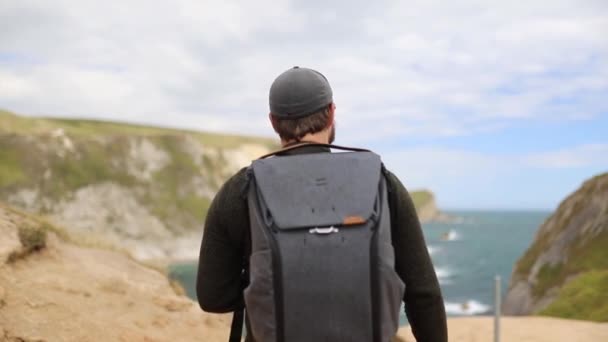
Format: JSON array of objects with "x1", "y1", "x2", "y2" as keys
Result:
[
  {"x1": 397, "y1": 316, "x2": 608, "y2": 342},
  {"x1": 0, "y1": 205, "x2": 231, "y2": 342}
]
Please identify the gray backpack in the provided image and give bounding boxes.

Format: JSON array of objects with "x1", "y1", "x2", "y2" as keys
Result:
[{"x1": 244, "y1": 144, "x2": 405, "y2": 342}]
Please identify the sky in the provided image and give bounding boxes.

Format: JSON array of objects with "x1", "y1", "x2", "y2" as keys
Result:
[{"x1": 0, "y1": 0, "x2": 607, "y2": 210}]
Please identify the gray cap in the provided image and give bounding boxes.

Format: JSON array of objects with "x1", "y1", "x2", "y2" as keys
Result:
[{"x1": 269, "y1": 66, "x2": 333, "y2": 119}]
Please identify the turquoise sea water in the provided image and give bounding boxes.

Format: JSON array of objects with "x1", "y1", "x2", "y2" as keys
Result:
[{"x1": 169, "y1": 210, "x2": 549, "y2": 321}]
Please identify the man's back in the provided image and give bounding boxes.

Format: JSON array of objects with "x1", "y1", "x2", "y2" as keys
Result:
[{"x1": 196, "y1": 145, "x2": 447, "y2": 341}]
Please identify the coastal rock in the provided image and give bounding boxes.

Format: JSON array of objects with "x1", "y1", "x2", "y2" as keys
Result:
[
  {"x1": 503, "y1": 173, "x2": 608, "y2": 319},
  {"x1": 502, "y1": 281, "x2": 534, "y2": 315},
  {"x1": 411, "y1": 190, "x2": 451, "y2": 223},
  {"x1": 126, "y1": 137, "x2": 170, "y2": 182}
]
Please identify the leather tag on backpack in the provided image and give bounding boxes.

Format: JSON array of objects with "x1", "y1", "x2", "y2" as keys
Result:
[{"x1": 343, "y1": 216, "x2": 366, "y2": 226}]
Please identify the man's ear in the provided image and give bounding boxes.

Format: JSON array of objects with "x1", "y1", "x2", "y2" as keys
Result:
[
  {"x1": 269, "y1": 113, "x2": 279, "y2": 133},
  {"x1": 327, "y1": 103, "x2": 336, "y2": 129}
]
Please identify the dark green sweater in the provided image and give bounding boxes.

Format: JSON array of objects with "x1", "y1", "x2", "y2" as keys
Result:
[{"x1": 196, "y1": 145, "x2": 447, "y2": 341}]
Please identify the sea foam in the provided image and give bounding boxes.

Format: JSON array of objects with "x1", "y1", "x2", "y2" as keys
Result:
[
  {"x1": 445, "y1": 300, "x2": 491, "y2": 316},
  {"x1": 427, "y1": 245, "x2": 440, "y2": 255}
]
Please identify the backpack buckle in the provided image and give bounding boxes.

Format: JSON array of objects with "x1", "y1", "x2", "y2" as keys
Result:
[{"x1": 309, "y1": 226, "x2": 339, "y2": 234}]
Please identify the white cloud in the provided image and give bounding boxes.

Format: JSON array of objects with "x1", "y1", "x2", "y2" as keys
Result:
[
  {"x1": 382, "y1": 142, "x2": 608, "y2": 209},
  {"x1": 0, "y1": 0, "x2": 606, "y2": 142},
  {"x1": 525, "y1": 144, "x2": 608, "y2": 168},
  {"x1": 383, "y1": 147, "x2": 503, "y2": 185}
]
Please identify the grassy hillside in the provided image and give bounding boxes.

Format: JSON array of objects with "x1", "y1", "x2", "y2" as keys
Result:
[
  {"x1": 0, "y1": 110, "x2": 278, "y2": 259},
  {"x1": 0, "y1": 110, "x2": 276, "y2": 220},
  {"x1": 539, "y1": 270, "x2": 608, "y2": 322},
  {"x1": 505, "y1": 172, "x2": 608, "y2": 321},
  {"x1": 1, "y1": 108, "x2": 434, "y2": 210},
  {"x1": 0, "y1": 109, "x2": 275, "y2": 149},
  {"x1": 513, "y1": 174, "x2": 608, "y2": 296}
]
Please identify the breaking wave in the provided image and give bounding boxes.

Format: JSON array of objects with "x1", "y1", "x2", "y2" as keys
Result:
[
  {"x1": 440, "y1": 229, "x2": 460, "y2": 241},
  {"x1": 445, "y1": 300, "x2": 491, "y2": 316},
  {"x1": 427, "y1": 245, "x2": 440, "y2": 255}
]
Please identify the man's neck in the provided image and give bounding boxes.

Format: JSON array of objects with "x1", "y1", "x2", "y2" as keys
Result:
[{"x1": 281, "y1": 134, "x2": 329, "y2": 147}]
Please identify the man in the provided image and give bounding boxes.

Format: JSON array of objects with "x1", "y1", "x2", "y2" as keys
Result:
[{"x1": 197, "y1": 66, "x2": 447, "y2": 341}]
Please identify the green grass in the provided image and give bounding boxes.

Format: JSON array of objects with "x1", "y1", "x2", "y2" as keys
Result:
[
  {"x1": 515, "y1": 231, "x2": 550, "y2": 280},
  {"x1": 0, "y1": 128, "x2": 221, "y2": 234},
  {"x1": 410, "y1": 190, "x2": 433, "y2": 211},
  {"x1": 0, "y1": 133, "x2": 136, "y2": 201},
  {"x1": 533, "y1": 263, "x2": 564, "y2": 297},
  {"x1": 526, "y1": 228, "x2": 608, "y2": 301},
  {"x1": 145, "y1": 136, "x2": 211, "y2": 228},
  {"x1": 1, "y1": 111, "x2": 262, "y2": 234},
  {"x1": 539, "y1": 270, "x2": 608, "y2": 322},
  {"x1": 514, "y1": 173, "x2": 608, "y2": 285},
  {"x1": 177, "y1": 195, "x2": 211, "y2": 223},
  {"x1": 0, "y1": 109, "x2": 276, "y2": 149},
  {"x1": 44, "y1": 140, "x2": 137, "y2": 199},
  {"x1": 0, "y1": 148, "x2": 26, "y2": 188},
  {"x1": 569, "y1": 231, "x2": 608, "y2": 271}
]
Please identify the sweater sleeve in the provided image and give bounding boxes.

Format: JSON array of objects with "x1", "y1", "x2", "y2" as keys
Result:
[
  {"x1": 385, "y1": 170, "x2": 448, "y2": 342},
  {"x1": 196, "y1": 169, "x2": 249, "y2": 313}
]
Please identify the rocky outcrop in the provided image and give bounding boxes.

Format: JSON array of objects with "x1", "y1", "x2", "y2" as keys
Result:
[
  {"x1": 503, "y1": 173, "x2": 608, "y2": 319},
  {"x1": 411, "y1": 190, "x2": 451, "y2": 223}
]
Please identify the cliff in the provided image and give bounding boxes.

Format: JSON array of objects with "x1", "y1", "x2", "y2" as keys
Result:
[
  {"x1": 410, "y1": 190, "x2": 444, "y2": 223},
  {"x1": 1, "y1": 109, "x2": 442, "y2": 262},
  {"x1": 0, "y1": 109, "x2": 274, "y2": 261},
  {"x1": 503, "y1": 172, "x2": 608, "y2": 321},
  {"x1": 0, "y1": 202, "x2": 232, "y2": 341}
]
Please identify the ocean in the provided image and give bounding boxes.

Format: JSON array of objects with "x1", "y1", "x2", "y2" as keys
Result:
[{"x1": 169, "y1": 210, "x2": 549, "y2": 323}]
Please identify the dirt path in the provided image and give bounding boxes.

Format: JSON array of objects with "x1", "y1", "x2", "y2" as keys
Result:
[{"x1": 0, "y1": 205, "x2": 231, "y2": 342}]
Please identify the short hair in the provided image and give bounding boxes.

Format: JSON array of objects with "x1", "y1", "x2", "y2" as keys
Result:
[{"x1": 272, "y1": 106, "x2": 331, "y2": 141}]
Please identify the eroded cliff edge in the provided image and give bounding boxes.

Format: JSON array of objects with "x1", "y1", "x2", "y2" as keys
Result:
[{"x1": 503, "y1": 173, "x2": 608, "y2": 321}]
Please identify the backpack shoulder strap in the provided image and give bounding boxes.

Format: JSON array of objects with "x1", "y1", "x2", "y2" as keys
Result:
[
  {"x1": 258, "y1": 142, "x2": 370, "y2": 159},
  {"x1": 230, "y1": 174, "x2": 253, "y2": 342},
  {"x1": 229, "y1": 228, "x2": 251, "y2": 342},
  {"x1": 229, "y1": 309, "x2": 244, "y2": 342}
]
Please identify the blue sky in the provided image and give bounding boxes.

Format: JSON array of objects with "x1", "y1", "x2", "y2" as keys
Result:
[{"x1": 0, "y1": 0, "x2": 607, "y2": 210}]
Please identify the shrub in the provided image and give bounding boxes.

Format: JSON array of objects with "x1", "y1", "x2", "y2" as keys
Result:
[
  {"x1": 18, "y1": 224, "x2": 47, "y2": 251},
  {"x1": 6, "y1": 223, "x2": 47, "y2": 263}
]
